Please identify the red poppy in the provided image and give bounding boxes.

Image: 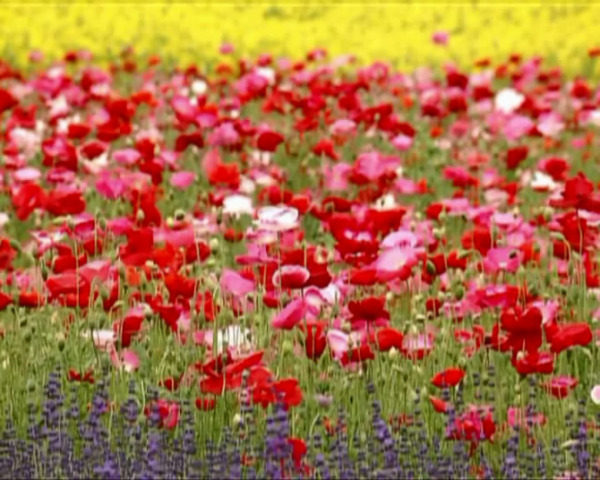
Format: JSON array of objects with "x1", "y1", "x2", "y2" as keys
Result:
[
  {"x1": 550, "y1": 172, "x2": 595, "y2": 210},
  {"x1": 252, "y1": 377, "x2": 303, "y2": 410},
  {"x1": 0, "y1": 88, "x2": 18, "y2": 113},
  {"x1": 371, "y1": 327, "x2": 404, "y2": 352},
  {"x1": 446, "y1": 405, "x2": 496, "y2": 453},
  {"x1": 11, "y1": 183, "x2": 45, "y2": 221},
  {"x1": 542, "y1": 157, "x2": 569, "y2": 181},
  {"x1": 348, "y1": 268, "x2": 378, "y2": 286},
  {"x1": 500, "y1": 306, "x2": 543, "y2": 354},
  {"x1": 0, "y1": 291, "x2": 13, "y2": 311},
  {"x1": 18, "y1": 290, "x2": 45, "y2": 308},
  {"x1": 461, "y1": 226, "x2": 494, "y2": 255},
  {"x1": 80, "y1": 140, "x2": 108, "y2": 159},
  {"x1": 429, "y1": 395, "x2": 450, "y2": 413},
  {"x1": 431, "y1": 367, "x2": 466, "y2": 388},
  {"x1": 298, "y1": 321, "x2": 328, "y2": 360},
  {"x1": 256, "y1": 130, "x2": 284, "y2": 152},
  {"x1": 159, "y1": 375, "x2": 182, "y2": 391},
  {"x1": 0, "y1": 238, "x2": 17, "y2": 271},
  {"x1": 175, "y1": 131, "x2": 204, "y2": 152},
  {"x1": 113, "y1": 310, "x2": 144, "y2": 347},
  {"x1": 348, "y1": 296, "x2": 388, "y2": 320},
  {"x1": 42, "y1": 137, "x2": 78, "y2": 171},
  {"x1": 512, "y1": 350, "x2": 554, "y2": 376},
  {"x1": 43, "y1": 189, "x2": 86, "y2": 217},
  {"x1": 505, "y1": 145, "x2": 528, "y2": 170},
  {"x1": 164, "y1": 272, "x2": 197, "y2": 301},
  {"x1": 541, "y1": 376, "x2": 578, "y2": 398},
  {"x1": 341, "y1": 343, "x2": 375, "y2": 366},
  {"x1": 144, "y1": 399, "x2": 180, "y2": 429},
  {"x1": 312, "y1": 138, "x2": 338, "y2": 160},
  {"x1": 67, "y1": 122, "x2": 92, "y2": 139},
  {"x1": 196, "y1": 290, "x2": 219, "y2": 321},
  {"x1": 548, "y1": 322, "x2": 592, "y2": 354},
  {"x1": 68, "y1": 368, "x2": 95, "y2": 384}
]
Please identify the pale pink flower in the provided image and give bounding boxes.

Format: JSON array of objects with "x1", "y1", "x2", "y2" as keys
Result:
[
  {"x1": 323, "y1": 163, "x2": 352, "y2": 191},
  {"x1": 113, "y1": 148, "x2": 141, "y2": 166},
  {"x1": 255, "y1": 206, "x2": 299, "y2": 232},
  {"x1": 14, "y1": 167, "x2": 41, "y2": 183},
  {"x1": 220, "y1": 269, "x2": 255, "y2": 297},
  {"x1": 391, "y1": 134, "x2": 413, "y2": 151},
  {"x1": 110, "y1": 347, "x2": 140, "y2": 373},
  {"x1": 170, "y1": 171, "x2": 196, "y2": 189},
  {"x1": 591, "y1": 385, "x2": 600, "y2": 405}
]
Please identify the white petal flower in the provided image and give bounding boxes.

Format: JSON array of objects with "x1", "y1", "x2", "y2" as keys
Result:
[{"x1": 495, "y1": 88, "x2": 524, "y2": 114}]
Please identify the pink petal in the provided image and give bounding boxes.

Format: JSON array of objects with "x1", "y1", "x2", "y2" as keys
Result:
[
  {"x1": 220, "y1": 269, "x2": 255, "y2": 297},
  {"x1": 154, "y1": 227, "x2": 195, "y2": 248},
  {"x1": 79, "y1": 260, "x2": 112, "y2": 284},
  {"x1": 327, "y1": 329, "x2": 349, "y2": 359},
  {"x1": 432, "y1": 31, "x2": 449, "y2": 45},
  {"x1": 14, "y1": 167, "x2": 41, "y2": 182},
  {"x1": 591, "y1": 385, "x2": 600, "y2": 405},
  {"x1": 96, "y1": 174, "x2": 126, "y2": 199},
  {"x1": 170, "y1": 171, "x2": 196, "y2": 190},
  {"x1": 113, "y1": 148, "x2": 141, "y2": 166},
  {"x1": 84, "y1": 329, "x2": 116, "y2": 352},
  {"x1": 271, "y1": 297, "x2": 307, "y2": 330},
  {"x1": 392, "y1": 134, "x2": 413, "y2": 151}
]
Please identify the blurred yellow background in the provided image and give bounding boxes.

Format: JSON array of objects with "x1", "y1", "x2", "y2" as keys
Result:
[{"x1": 0, "y1": 1, "x2": 598, "y2": 74}]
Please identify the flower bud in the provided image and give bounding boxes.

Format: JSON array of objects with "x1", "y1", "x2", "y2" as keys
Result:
[{"x1": 426, "y1": 260, "x2": 437, "y2": 275}]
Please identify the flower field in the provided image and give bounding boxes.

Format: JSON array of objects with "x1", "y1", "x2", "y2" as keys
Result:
[{"x1": 1, "y1": 3, "x2": 600, "y2": 480}]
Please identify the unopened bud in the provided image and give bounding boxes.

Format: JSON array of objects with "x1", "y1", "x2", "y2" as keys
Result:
[
  {"x1": 232, "y1": 413, "x2": 243, "y2": 427},
  {"x1": 426, "y1": 261, "x2": 437, "y2": 275},
  {"x1": 209, "y1": 238, "x2": 220, "y2": 252},
  {"x1": 9, "y1": 239, "x2": 22, "y2": 251},
  {"x1": 174, "y1": 209, "x2": 186, "y2": 221},
  {"x1": 281, "y1": 339, "x2": 293, "y2": 355}
]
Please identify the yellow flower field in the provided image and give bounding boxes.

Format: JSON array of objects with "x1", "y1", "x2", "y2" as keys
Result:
[{"x1": 0, "y1": 1, "x2": 599, "y2": 73}]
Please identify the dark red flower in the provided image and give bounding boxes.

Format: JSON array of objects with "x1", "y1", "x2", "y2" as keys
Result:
[
  {"x1": 0, "y1": 88, "x2": 18, "y2": 113},
  {"x1": 505, "y1": 145, "x2": 528, "y2": 170},
  {"x1": 298, "y1": 321, "x2": 328, "y2": 360},
  {"x1": 0, "y1": 238, "x2": 17, "y2": 271},
  {"x1": 256, "y1": 130, "x2": 284, "y2": 152}
]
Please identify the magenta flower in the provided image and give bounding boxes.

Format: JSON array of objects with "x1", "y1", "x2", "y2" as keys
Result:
[
  {"x1": 482, "y1": 247, "x2": 523, "y2": 274},
  {"x1": 432, "y1": 31, "x2": 449, "y2": 45},
  {"x1": 170, "y1": 171, "x2": 196, "y2": 190}
]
